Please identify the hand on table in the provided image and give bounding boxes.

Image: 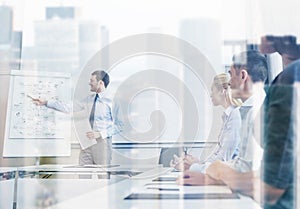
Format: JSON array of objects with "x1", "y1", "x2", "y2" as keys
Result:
[
  {"x1": 176, "y1": 170, "x2": 220, "y2": 186},
  {"x1": 206, "y1": 160, "x2": 225, "y2": 180},
  {"x1": 170, "y1": 154, "x2": 199, "y2": 171}
]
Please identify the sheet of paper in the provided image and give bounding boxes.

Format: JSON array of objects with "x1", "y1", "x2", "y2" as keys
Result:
[
  {"x1": 158, "y1": 171, "x2": 182, "y2": 178},
  {"x1": 143, "y1": 184, "x2": 232, "y2": 194},
  {"x1": 124, "y1": 193, "x2": 239, "y2": 200},
  {"x1": 74, "y1": 119, "x2": 97, "y2": 149},
  {"x1": 144, "y1": 182, "x2": 178, "y2": 186},
  {"x1": 152, "y1": 176, "x2": 177, "y2": 182}
]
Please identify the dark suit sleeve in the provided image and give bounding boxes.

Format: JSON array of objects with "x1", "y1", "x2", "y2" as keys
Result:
[{"x1": 262, "y1": 81, "x2": 295, "y2": 189}]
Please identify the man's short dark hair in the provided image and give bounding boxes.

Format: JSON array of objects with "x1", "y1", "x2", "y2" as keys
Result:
[
  {"x1": 232, "y1": 50, "x2": 268, "y2": 83},
  {"x1": 91, "y1": 70, "x2": 110, "y2": 87}
]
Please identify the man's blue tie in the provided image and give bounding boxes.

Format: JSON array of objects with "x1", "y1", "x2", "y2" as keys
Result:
[{"x1": 89, "y1": 94, "x2": 98, "y2": 129}]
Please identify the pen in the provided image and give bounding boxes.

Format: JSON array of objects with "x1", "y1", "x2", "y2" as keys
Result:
[
  {"x1": 27, "y1": 95, "x2": 35, "y2": 100},
  {"x1": 27, "y1": 95, "x2": 39, "y2": 102},
  {"x1": 147, "y1": 187, "x2": 179, "y2": 191},
  {"x1": 183, "y1": 147, "x2": 188, "y2": 155}
]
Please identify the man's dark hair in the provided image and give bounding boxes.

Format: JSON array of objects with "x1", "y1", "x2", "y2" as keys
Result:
[
  {"x1": 91, "y1": 70, "x2": 110, "y2": 87},
  {"x1": 232, "y1": 50, "x2": 268, "y2": 83}
]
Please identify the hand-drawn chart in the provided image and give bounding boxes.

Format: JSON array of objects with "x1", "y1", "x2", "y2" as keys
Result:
[
  {"x1": 3, "y1": 70, "x2": 71, "y2": 157},
  {"x1": 9, "y1": 76, "x2": 66, "y2": 139}
]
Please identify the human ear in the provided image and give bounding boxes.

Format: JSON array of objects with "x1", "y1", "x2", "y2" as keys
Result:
[{"x1": 240, "y1": 69, "x2": 248, "y2": 80}]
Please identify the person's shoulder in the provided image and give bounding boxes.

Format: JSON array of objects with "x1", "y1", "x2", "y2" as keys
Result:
[
  {"x1": 231, "y1": 105, "x2": 241, "y2": 112},
  {"x1": 228, "y1": 106, "x2": 241, "y2": 119},
  {"x1": 85, "y1": 93, "x2": 95, "y2": 101},
  {"x1": 274, "y1": 59, "x2": 300, "y2": 85}
]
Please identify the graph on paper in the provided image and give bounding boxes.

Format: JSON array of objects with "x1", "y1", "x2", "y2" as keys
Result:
[{"x1": 8, "y1": 72, "x2": 70, "y2": 139}]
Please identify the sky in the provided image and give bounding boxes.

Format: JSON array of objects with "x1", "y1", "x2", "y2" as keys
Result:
[
  {"x1": 2, "y1": 0, "x2": 300, "y2": 45},
  {"x1": 1, "y1": 0, "x2": 244, "y2": 45}
]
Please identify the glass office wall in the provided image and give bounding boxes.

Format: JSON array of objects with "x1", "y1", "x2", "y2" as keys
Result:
[{"x1": 0, "y1": 0, "x2": 299, "y2": 208}]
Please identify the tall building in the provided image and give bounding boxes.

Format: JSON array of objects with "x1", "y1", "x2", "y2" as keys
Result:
[
  {"x1": 22, "y1": 6, "x2": 79, "y2": 73},
  {"x1": 11, "y1": 31, "x2": 22, "y2": 59},
  {"x1": 33, "y1": 19, "x2": 79, "y2": 73},
  {"x1": 0, "y1": 6, "x2": 13, "y2": 45},
  {"x1": 179, "y1": 18, "x2": 223, "y2": 143},
  {"x1": 78, "y1": 22, "x2": 102, "y2": 69},
  {"x1": 46, "y1": 6, "x2": 75, "y2": 20}
]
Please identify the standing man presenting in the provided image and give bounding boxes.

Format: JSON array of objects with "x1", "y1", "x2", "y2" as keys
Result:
[{"x1": 33, "y1": 70, "x2": 123, "y2": 166}]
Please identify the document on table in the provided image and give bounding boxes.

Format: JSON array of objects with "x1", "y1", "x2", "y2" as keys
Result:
[
  {"x1": 160, "y1": 171, "x2": 183, "y2": 177},
  {"x1": 63, "y1": 164, "x2": 120, "y2": 169},
  {"x1": 152, "y1": 177, "x2": 178, "y2": 182},
  {"x1": 74, "y1": 119, "x2": 97, "y2": 149},
  {"x1": 124, "y1": 193, "x2": 239, "y2": 200},
  {"x1": 151, "y1": 170, "x2": 182, "y2": 181},
  {"x1": 144, "y1": 185, "x2": 233, "y2": 194},
  {"x1": 124, "y1": 184, "x2": 237, "y2": 200}
]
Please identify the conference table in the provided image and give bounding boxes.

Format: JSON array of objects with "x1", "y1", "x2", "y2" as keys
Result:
[
  {"x1": 15, "y1": 164, "x2": 154, "y2": 209},
  {"x1": 0, "y1": 167, "x2": 16, "y2": 209},
  {"x1": 35, "y1": 166, "x2": 262, "y2": 209},
  {"x1": 4, "y1": 164, "x2": 262, "y2": 209}
]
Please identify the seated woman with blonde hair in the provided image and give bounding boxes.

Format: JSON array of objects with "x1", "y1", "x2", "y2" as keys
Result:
[{"x1": 170, "y1": 73, "x2": 242, "y2": 173}]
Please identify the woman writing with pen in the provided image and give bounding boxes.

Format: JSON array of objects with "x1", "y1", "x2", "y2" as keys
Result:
[{"x1": 170, "y1": 73, "x2": 242, "y2": 173}]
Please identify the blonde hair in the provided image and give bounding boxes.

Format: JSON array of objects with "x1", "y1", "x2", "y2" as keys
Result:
[{"x1": 212, "y1": 73, "x2": 242, "y2": 106}]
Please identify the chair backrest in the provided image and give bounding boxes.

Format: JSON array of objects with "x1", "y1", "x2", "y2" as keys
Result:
[{"x1": 158, "y1": 147, "x2": 184, "y2": 167}]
